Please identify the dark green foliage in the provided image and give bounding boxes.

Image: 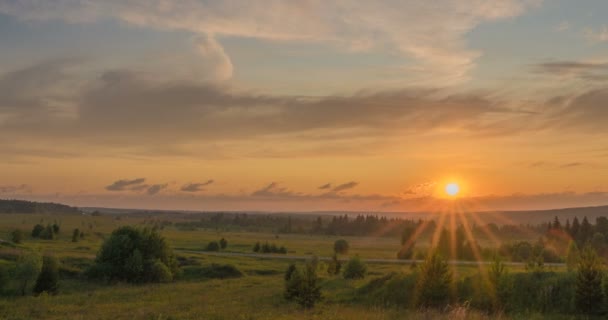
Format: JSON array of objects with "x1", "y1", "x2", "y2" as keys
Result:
[
  {"x1": 575, "y1": 247, "x2": 604, "y2": 315},
  {"x1": 343, "y1": 256, "x2": 367, "y2": 279},
  {"x1": 72, "y1": 228, "x2": 80, "y2": 242},
  {"x1": 206, "y1": 241, "x2": 220, "y2": 252},
  {"x1": 256, "y1": 242, "x2": 287, "y2": 254},
  {"x1": 253, "y1": 242, "x2": 260, "y2": 252},
  {"x1": 356, "y1": 272, "x2": 417, "y2": 308},
  {"x1": 87, "y1": 226, "x2": 178, "y2": 283},
  {"x1": 333, "y1": 239, "x2": 349, "y2": 255},
  {"x1": 31, "y1": 224, "x2": 44, "y2": 238},
  {"x1": 219, "y1": 237, "x2": 227, "y2": 249},
  {"x1": 285, "y1": 263, "x2": 297, "y2": 281},
  {"x1": 33, "y1": 256, "x2": 59, "y2": 295},
  {"x1": 504, "y1": 271, "x2": 575, "y2": 314},
  {"x1": 0, "y1": 265, "x2": 8, "y2": 292},
  {"x1": 11, "y1": 229, "x2": 24, "y2": 244},
  {"x1": 150, "y1": 260, "x2": 173, "y2": 283},
  {"x1": 284, "y1": 262, "x2": 322, "y2": 309},
  {"x1": 39, "y1": 225, "x2": 55, "y2": 240},
  {"x1": 15, "y1": 251, "x2": 42, "y2": 295},
  {"x1": 52, "y1": 223, "x2": 60, "y2": 234},
  {"x1": 193, "y1": 264, "x2": 242, "y2": 279},
  {"x1": 414, "y1": 253, "x2": 451, "y2": 308}
]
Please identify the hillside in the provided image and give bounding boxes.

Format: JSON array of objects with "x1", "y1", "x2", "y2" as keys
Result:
[{"x1": 0, "y1": 199, "x2": 81, "y2": 215}]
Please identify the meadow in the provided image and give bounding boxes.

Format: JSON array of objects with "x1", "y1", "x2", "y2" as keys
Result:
[{"x1": 0, "y1": 212, "x2": 588, "y2": 320}]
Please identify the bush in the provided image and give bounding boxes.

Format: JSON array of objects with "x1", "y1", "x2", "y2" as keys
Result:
[
  {"x1": 197, "y1": 263, "x2": 242, "y2": 279},
  {"x1": 343, "y1": 256, "x2": 366, "y2": 279},
  {"x1": 327, "y1": 254, "x2": 341, "y2": 276},
  {"x1": 31, "y1": 224, "x2": 44, "y2": 238},
  {"x1": 11, "y1": 229, "x2": 24, "y2": 244},
  {"x1": 356, "y1": 272, "x2": 417, "y2": 308},
  {"x1": 253, "y1": 242, "x2": 260, "y2": 252},
  {"x1": 33, "y1": 256, "x2": 59, "y2": 295},
  {"x1": 576, "y1": 247, "x2": 604, "y2": 315},
  {"x1": 39, "y1": 225, "x2": 55, "y2": 240},
  {"x1": 150, "y1": 260, "x2": 173, "y2": 283},
  {"x1": 333, "y1": 239, "x2": 349, "y2": 255},
  {"x1": 414, "y1": 253, "x2": 452, "y2": 308},
  {"x1": 206, "y1": 241, "x2": 220, "y2": 252},
  {"x1": 87, "y1": 226, "x2": 179, "y2": 283},
  {"x1": 15, "y1": 251, "x2": 42, "y2": 295},
  {"x1": 284, "y1": 262, "x2": 322, "y2": 309},
  {"x1": 72, "y1": 228, "x2": 80, "y2": 242},
  {"x1": 219, "y1": 238, "x2": 227, "y2": 250}
]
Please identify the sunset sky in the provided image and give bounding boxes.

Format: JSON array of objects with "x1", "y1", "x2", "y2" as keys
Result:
[{"x1": 1, "y1": 0, "x2": 608, "y2": 212}]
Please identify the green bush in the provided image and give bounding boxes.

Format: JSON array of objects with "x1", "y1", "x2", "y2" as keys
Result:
[
  {"x1": 33, "y1": 256, "x2": 59, "y2": 295},
  {"x1": 11, "y1": 229, "x2": 24, "y2": 244},
  {"x1": 414, "y1": 253, "x2": 451, "y2": 308},
  {"x1": 150, "y1": 260, "x2": 173, "y2": 283},
  {"x1": 87, "y1": 226, "x2": 179, "y2": 283},
  {"x1": 15, "y1": 251, "x2": 42, "y2": 295},
  {"x1": 357, "y1": 272, "x2": 417, "y2": 308},
  {"x1": 343, "y1": 256, "x2": 366, "y2": 279},
  {"x1": 31, "y1": 224, "x2": 44, "y2": 238},
  {"x1": 284, "y1": 262, "x2": 322, "y2": 309},
  {"x1": 206, "y1": 241, "x2": 220, "y2": 252},
  {"x1": 576, "y1": 247, "x2": 604, "y2": 315},
  {"x1": 219, "y1": 238, "x2": 227, "y2": 250},
  {"x1": 197, "y1": 263, "x2": 242, "y2": 279}
]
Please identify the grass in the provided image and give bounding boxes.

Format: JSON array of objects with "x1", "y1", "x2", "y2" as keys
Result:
[{"x1": 0, "y1": 213, "x2": 569, "y2": 319}]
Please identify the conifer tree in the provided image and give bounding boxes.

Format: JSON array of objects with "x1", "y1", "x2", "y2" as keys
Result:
[
  {"x1": 575, "y1": 247, "x2": 604, "y2": 315},
  {"x1": 33, "y1": 256, "x2": 59, "y2": 295}
]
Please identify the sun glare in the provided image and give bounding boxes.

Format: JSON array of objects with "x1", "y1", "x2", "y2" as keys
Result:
[{"x1": 445, "y1": 183, "x2": 460, "y2": 197}]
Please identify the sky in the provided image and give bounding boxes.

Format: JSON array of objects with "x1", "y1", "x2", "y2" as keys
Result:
[{"x1": 1, "y1": 0, "x2": 608, "y2": 212}]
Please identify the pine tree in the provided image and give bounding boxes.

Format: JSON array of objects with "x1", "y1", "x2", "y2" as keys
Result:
[
  {"x1": 33, "y1": 256, "x2": 59, "y2": 295},
  {"x1": 579, "y1": 216, "x2": 592, "y2": 245},
  {"x1": 566, "y1": 241, "x2": 580, "y2": 272},
  {"x1": 414, "y1": 253, "x2": 452, "y2": 308},
  {"x1": 571, "y1": 217, "x2": 581, "y2": 240},
  {"x1": 575, "y1": 247, "x2": 604, "y2": 315},
  {"x1": 552, "y1": 216, "x2": 562, "y2": 230}
]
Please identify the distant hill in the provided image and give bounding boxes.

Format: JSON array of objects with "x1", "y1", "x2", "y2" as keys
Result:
[{"x1": 0, "y1": 199, "x2": 81, "y2": 215}]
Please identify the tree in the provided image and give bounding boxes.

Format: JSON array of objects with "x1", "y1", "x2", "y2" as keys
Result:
[
  {"x1": 333, "y1": 239, "x2": 349, "y2": 255},
  {"x1": 206, "y1": 241, "x2": 220, "y2": 252},
  {"x1": 52, "y1": 223, "x2": 60, "y2": 234},
  {"x1": 284, "y1": 262, "x2": 322, "y2": 309},
  {"x1": 33, "y1": 256, "x2": 59, "y2": 295},
  {"x1": 327, "y1": 254, "x2": 341, "y2": 276},
  {"x1": 253, "y1": 242, "x2": 260, "y2": 252},
  {"x1": 571, "y1": 217, "x2": 581, "y2": 240},
  {"x1": 87, "y1": 226, "x2": 178, "y2": 283},
  {"x1": 72, "y1": 228, "x2": 80, "y2": 242},
  {"x1": 343, "y1": 256, "x2": 366, "y2": 279},
  {"x1": 575, "y1": 247, "x2": 604, "y2": 315},
  {"x1": 15, "y1": 251, "x2": 42, "y2": 295},
  {"x1": 579, "y1": 216, "x2": 592, "y2": 245},
  {"x1": 414, "y1": 253, "x2": 452, "y2": 308},
  {"x1": 566, "y1": 241, "x2": 580, "y2": 272},
  {"x1": 219, "y1": 238, "x2": 228, "y2": 250},
  {"x1": 11, "y1": 229, "x2": 24, "y2": 244},
  {"x1": 31, "y1": 224, "x2": 44, "y2": 238},
  {"x1": 0, "y1": 265, "x2": 8, "y2": 292},
  {"x1": 39, "y1": 225, "x2": 54, "y2": 240},
  {"x1": 552, "y1": 216, "x2": 562, "y2": 230}
]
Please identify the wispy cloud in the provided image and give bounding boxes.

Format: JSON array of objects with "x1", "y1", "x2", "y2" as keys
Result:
[
  {"x1": 181, "y1": 180, "x2": 214, "y2": 192},
  {"x1": 105, "y1": 178, "x2": 146, "y2": 191},
  {"x1": 146, "y1": 183, "x2": 168, "y2": 195},
  {"x1": 318, "y1": 183, "x2": 332, "y2": 190},
  {"x1": 331, "y1": 181, "x2": 358, "y2": 193}
]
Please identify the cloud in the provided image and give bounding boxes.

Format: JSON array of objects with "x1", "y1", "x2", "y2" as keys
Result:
[
  {"x1": 318, "y1": 183, "x2": 332, "y2": 190},
  {"x1": 548, "y1": 88, "x2": 608, "y2": 131},
  {"x1": 181, "y1": 180, "x2": 215, "y2": 192},
  {"x1": 194, "y1": 34, "x2": 233, "y2": 82},
  {"x1": 251, "y1": 182, "x2": 296, "y2": 198},
  {"x1": 0, "y1": 0, "x2": 541, "y2": 85},
  {"x1": 533, "y1": 60, "x2": 608, "y2": 81},
  {"x1": 146, "y1": 183, "x2": 168, "y2": 195},
  {"x1": 331, "y1": 181, "x2": 358, "y2": 193},
  {"x1": 584, "y1": 25, "x2": 608, "y2": 43},
  {"x1": 105, "y1": 178, "x2": 146, "y2": 191},
  {"x1": 0, "y1": 184, "x2": 32, "y2": 194},
  {"x1": 560, "y1": 162, "x2": 583, "y2": 168}
]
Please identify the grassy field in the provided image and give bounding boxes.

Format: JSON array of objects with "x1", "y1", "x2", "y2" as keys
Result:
[{"x1": 0, "y1": 213, "x2": 569, "y2": 320}]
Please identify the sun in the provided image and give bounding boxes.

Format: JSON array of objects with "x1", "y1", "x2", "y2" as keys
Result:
[{"x1": 445, "y1": 182, "x2": 460, "y2": 197}]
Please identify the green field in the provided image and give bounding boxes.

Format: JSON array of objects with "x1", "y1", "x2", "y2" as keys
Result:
[{"x1": 0, "y1": 213, "x2": 577, "y2": 320}]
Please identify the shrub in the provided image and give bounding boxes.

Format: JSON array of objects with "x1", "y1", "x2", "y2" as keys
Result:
[
  {"x1": 39, "y1": 225, "x2": 55, "y2": 240},
  {"x1": 11, "y1": 229, "x2": 24, "y2": 244},
  {"x1": 206, "y1": 241, "x2": 220, "y2": 252},
  {"x1": 72, "y1": 228, "x2": 80, "y2": 242},
  {"x1": 284, "y1": 262, "x2": 322, "y2": 309},
  {"x1": 253, "y1": 242, "x2": 260, "y2": 252},
  {"x1": 219, "y1": 238, "x2": 227, "y2": 250},
  {"x1": 33, "y1": 256, "x2": 59, "y2": 295},
  {"x1": 327, "y1": 254, "x2": 341, "y2": 276},
  {"x1": 343, "y1": 256, "x2": 367, "y2": 279},
  {"x1": 414, "y1": 253, "x2": 452, "y2": 308},
  {"x1": 87, "y1": 226, "x2": 178, "y2": 283},
  {"x1": 357, "y1": 272, "x2": 417, "y2": 308},
  {"x1": 333, "y1": 239, "x2": 349, "y2": 255},
  {"x1": 285, "y1": 263, "x2": 297, "y2": 281},
  {"x1": 150, "y1": 260, "x2": 173, "y2": 283},
  {"x1": 576, "y1": 247, "x2": 604, "y2": 315},
  {"x1": 15, "y1": 251, "x2": 42, "y2": 295},
  {"x1": 31, "y1": 224, "x2": 44, "y2": 238},
  {"x1": 198, "y1": 264, "x2": 242, "y2": 279}
]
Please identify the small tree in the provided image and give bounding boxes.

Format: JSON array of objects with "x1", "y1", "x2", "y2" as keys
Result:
[
  {"x1": 414, "y1": 253, "x2": 452, "y2": 308},
  {"x1": 219, "y1": 238, "x2": 228, "y2": 250},
  {"x1": 575, "y1": 247, "x2": 604, "y2": 315},
  {"x1": 39, "y1": 225, "x2": 54, "y2": 240},
  {"x1": 343, "y1": 256, "x2": 366, "y2": 279},
  {"x1": 33, "y1": 255, "x2": 59, "y2": 295},
  {"x1": 253, "y1": 242, "x2": 261, "y2": 252},
  {"x1": 31, "y1": 224, "x2": 44, "y2": 238},
  {"x1": 206, "y1": 241, "x2": 220, "y2": 252},
  {"x1": 72, "y1": 228, "x2": 80, "y2": 242},
  {"x1": 52, "y1": 223, "x2": 60, "y2": 234},
  {"x1": 566, "y1": 241, "x2": 580, "y2": 272},
  {"x1": 284, "y1": 262, "x2": 322, "y2": 308},
  {"x1": 327, "y1": 254, "x2": 341, "y2": 276},
  {"x1": 11, "y1": 229, "x2": 24, "y2": 244},
  {"x1": 333, "y1": 239, "x2": 349, "y2": 255},
  {"x1": 15, "y1": 251, "x2": 42, "y2": 295}
]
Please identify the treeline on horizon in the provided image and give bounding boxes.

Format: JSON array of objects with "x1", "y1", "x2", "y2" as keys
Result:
[{"x1": 0, "y1": 199, "x2": 81, "y2": 215}]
